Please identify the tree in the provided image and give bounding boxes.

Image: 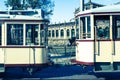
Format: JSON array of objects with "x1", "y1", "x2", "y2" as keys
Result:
[{"x1": 4, "y1": 0, "x2": 54, "y2": 19}]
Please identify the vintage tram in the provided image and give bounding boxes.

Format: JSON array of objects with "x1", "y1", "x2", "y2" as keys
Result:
[
  {"x1": 0, "y1": 9, "x2": 50, "y2": 73},
  {"x1": 75, "y1": 1, "x2": 120, "y2": 71}
]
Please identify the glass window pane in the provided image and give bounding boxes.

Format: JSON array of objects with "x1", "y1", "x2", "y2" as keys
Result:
[
  {"x1": 0, "y1": 24, "x2": 1, "y2": 45},
  {"x1": 95, "y1": 16, "x2": 110, "y2": 39},
  {"x1": 7, "y1": 24, "x2": 23, "y2": 45},
  {"x1": 26, "y1": 24, "x2": 39, "y2": 45}
]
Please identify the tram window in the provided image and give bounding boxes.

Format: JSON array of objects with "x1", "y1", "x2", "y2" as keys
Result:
[
  {"x1": 76, "y1": 28, "x2": 79, "y2": 39},
  {"x1": 95, "y1": 16, "x2": 110, "y2": 39},
  {"x1": 40, "y1": 24, "x2": 48, "y2": 45},
  {"x1": 114, "y1": 17, "x2": 120, "y2": 39},
  {"x1": 0, "y1": 24, "x2": 1, "y2": 45},
  {"x1": 26, "y1": 24, "x2": 39, "y2": 45},
  {"x1": 76, "y1": 18, "x2": 79, "y2": 39},
  {"x1": 7, "y1": 24, "x2": 23, "y2": 45},
  {"x1": 80, "y1": 17, "x2": 91, "y2": 39}
]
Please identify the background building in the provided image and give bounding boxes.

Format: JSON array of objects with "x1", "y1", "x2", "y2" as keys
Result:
[{"x1": 48, "y1": 22, "x2": 75, "y2": 46}]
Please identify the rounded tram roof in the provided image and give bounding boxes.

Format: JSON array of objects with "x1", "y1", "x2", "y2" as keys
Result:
[{"x1": 76, "y1": 4, "x2": 120, "y2": 17}]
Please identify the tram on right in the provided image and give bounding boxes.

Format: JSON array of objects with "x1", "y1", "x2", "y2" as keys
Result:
[{"x1": 75, "y1": 0, "x2": 120, "y2": 71}]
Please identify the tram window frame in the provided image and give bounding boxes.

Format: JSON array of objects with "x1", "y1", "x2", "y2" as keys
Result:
[
  {"x1": 95, "y1": 16, "x2": 110, "y2": 40},
  {"x1": 75, "y1": 18, "x2": 79, "y2": 39},
  {"x1": 7, "y1": 24, "x2": 23, "y2": 45},
  {"x1": 80, "y1": 16, "x2": 91, "y2": 39}
]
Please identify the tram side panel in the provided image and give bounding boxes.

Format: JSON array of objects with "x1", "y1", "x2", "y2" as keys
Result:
[
  {"x1": 4, "y1": 47, "x2": 48, "y2": 67},
  {"x1": 95, "y1": 41, "x2": 112, "y2": 62},
  {"x1": 76, "y1": 41, "x2": 94, "y2": 65}
]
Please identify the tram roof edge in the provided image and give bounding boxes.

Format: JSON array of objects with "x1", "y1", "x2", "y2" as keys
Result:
[
  {"x1": 0, "y1": 9, "x2": 49, "y2": 21},
  {"x1": 76, "y1": 4, "x2": 120, "y2": 16}
]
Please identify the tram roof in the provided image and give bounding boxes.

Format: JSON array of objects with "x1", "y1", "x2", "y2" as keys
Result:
[
  {"x1": 0, "y1": 9, "x2": 47, "y2": 20},
  {"x1": 76, "y1": 4, "x2": 120, "y2": 16}
]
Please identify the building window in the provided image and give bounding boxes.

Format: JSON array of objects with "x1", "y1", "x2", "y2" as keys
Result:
[
  {"x1": 56, "y1": 30, "x2": 59, "y2": 37},
  {"x1": 26, "y1": 24, "x2": 39, "y2": 45},
  {"x1": 71, "y1": 29, "x2": 75, "y2": 38},
  {"x1": 52, "y1": 30, "x2": 55, "y2": 37},
  {"x1": 48, "y1": 30, "x2": 51, "y2": 37},
  {"x1": 60, "y1": 29, "x2": 64, "y2": 37},
  {"x1": 7, "y1": 24, "x2": 23, "y2": 45},
  {"x1": 67, "y1": 29, "x2": 70, "y2": 37}
]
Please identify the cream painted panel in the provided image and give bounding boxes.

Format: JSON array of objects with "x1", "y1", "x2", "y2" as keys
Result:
[
  {"x1": 5, "y1": 48, "x2": 29, "y2": 64},
  {"x1": 76, "y1": 42, "x2": 94, "y2": 63},
  {"x1": 0, "y1": 49, "x2": 4, "y2": 63},
  {"x1": 95, "y1": 41, "x2": 112, "y2": 62},
  {"x1": 29, "y1": 48, "x2": 48, "y2": 64}
]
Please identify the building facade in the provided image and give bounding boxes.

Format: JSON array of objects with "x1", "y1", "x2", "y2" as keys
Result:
[{"x1": 48, "y1": 22, "x2": 75, "y2": 46}]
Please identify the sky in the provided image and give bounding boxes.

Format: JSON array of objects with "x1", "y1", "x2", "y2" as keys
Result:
[{"x1": 0, "y1": 0, "x2": 120, "y2": 23}]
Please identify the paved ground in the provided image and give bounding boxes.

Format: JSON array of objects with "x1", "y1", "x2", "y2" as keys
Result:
[{"x1": 1, "y1": 55, "x2": 120, "y2": 80}]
